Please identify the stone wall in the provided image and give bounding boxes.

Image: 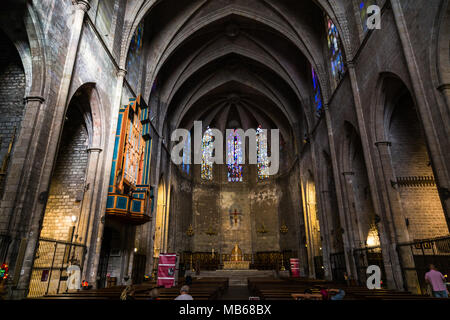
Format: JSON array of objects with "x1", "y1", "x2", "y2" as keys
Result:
[
  {"x1": 0, "y1": 32, "x2": 25, "y2": 196},
  {"x1": 40, "y1": 107, "x2": 88, "y2": 241}
]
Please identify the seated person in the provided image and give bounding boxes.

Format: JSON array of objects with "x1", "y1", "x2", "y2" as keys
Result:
[
  {"x1": 295, "y1": 289, "x2": 322, "y2": 300},
  {"x1": 148, "y1": 288, "x2": 160, "y2": 300},
  {"x1": 120, "y1": 285, "x2": 136, "y2": 301},
  {"x1": 175, "y1": 285, "x2": 194, "y2": 300},
  {"x1": 329, "y1": 289, "x2": 346, "y2": 300}
]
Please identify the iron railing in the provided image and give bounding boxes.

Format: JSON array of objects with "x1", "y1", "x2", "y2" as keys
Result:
[
  {"x1": 330, "y1": 251, "x2": 346, "y2": 283},
  {"x1": 397, "y1": 235, "x2": 450, "y2": 294},
  {"x1": 353, "y1": 246, "x2": 386, "y2": 287},
  {"x1": 27, "y1": 238, "x2": 86, "y2": 297}
]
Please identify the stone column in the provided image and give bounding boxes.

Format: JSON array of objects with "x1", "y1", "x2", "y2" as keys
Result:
[
  {"x1": 82, "y1": 68, "x2": 126, "y2": 287},
  {"x1": 77, "y1": 147, "x2": 102, "y2": 277},
  {"x1": 322, "y1": 105, "x2": 355, "y2": 280},
  {"x1": 341, "y1": 172, "x2": 363, "y2": 248},
  {"x1": 11, "y1": 1, "x2": 90, "y2": 299},
  {"x1": 390, "y1": 0, "x2": 450, "y2": 226},
  {"x1": 347, "y1": 61, "x2": 400, "y2": 289},
  {"x1": 374, "y1": 141, "x2": 416, "y2": 292}
]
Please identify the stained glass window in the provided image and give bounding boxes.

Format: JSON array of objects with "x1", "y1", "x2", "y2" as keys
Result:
[
  {"x1": 256, "y1": 127, "x2": 269, "y2": 180},
  {"x1": 227, "y1": 130, "x2": 243, "y2": 182},
  {"x1": 201, "y1": 128, "x2": 213, "y2": 180},
  {"x1": 326, "y1": 16, "x2": 345, "y2": 86},
  {"x1": 182, "y1": 131, "x2": 191, "y2": 174},
  {"x1": 126, "y1": 21, "x2": 144, "y2": 92},
  {"x1": 311, "y1": 67, "x2": 323, "y2": 116},
  {"x1": 359, "y1": 1, "x2": 376, "y2": 32}
]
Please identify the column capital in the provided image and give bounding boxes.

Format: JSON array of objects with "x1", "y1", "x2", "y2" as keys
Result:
[
  {"x1": 375, "y1": 141, "x2": 392, "y2": 147},
  {"x1": 87, "y1": 147, "x2": 102, "y2": 153},
  {"x1": 23, "y1": 96, "x2": 45, "y2": 103},
  {"x1": 117, "y1": 68, "x2": 127, "y2": 77},
  {"x1": 74, "y1": 0, "x2": 90, "y2": 12},
  {"x1": 346, "y1": 60, "x2": 356, "y2": 69},
  {"x1": 437, "y1": 83, "x2": 450, "y2": 92},
  {"x1": 342, "y1": 171, "x2": 354, "y2": 176}
]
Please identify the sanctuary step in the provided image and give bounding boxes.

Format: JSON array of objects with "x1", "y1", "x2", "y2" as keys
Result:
[{"x1": 194, "y1": 270, "x2": 276, "y2": 286}]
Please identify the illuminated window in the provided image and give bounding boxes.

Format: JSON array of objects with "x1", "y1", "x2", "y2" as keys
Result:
[
  {"x1": 201, "y1": 128, "x2": 213, "y2": 180},
  {"x1": 311, "y1": 67, "x2": 323, "y2": 116},
  {"x1": 359, "y1": 1, "x2": 376, "y2": 33},
  {"x1": 126, "y1": 21, "x2": 144, "y2": 91},
  {"x1": 256, "y1": 127, "x2": 269, "y2": 180},
  {"x1": 182, "y1": 132, "x2": 191, "y2": 174},
  {"x1": 227, "y1": 130, "x2": 243, "y2": 182},
  {"x1": 326, "y1": 16, "x2": 345, "y2": 87}
]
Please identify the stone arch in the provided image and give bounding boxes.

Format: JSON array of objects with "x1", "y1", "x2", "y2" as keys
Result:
[
  {"x1": 384, "y1": 79, "x2": 449, "y2": 239},
  {"x1": 300, "y1": 169, "x2": 323, "y2": 279},
  {"x1": 153, "y1": 175, "x2": 168, "y2": 258}
]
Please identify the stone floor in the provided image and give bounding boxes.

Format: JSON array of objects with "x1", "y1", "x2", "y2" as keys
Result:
[
  {"x1": 221, "y1": 286, "x2": 252, "y2": 300},
  {"x1": 194, "y1": 269, "x2": 276, "y2": 286}
]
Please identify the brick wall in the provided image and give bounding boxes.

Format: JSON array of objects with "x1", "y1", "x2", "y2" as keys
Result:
[
  {"x1": 390, "y1": 99, "x2": 448, "y2": 239},
  {"x1": 0, "y1": 33, "x2": 25, "y2": 195},
  {"x1": 40, "y1": 106, "x2": 89, "y2": 241}
]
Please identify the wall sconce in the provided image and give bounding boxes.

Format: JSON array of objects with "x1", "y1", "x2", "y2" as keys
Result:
[
  {"x1": 280, "y1": 222, "x2": 288, "y2": 234},
  {"x1": 257, "y1": 223, "x2": 268, "y2": 234},
  {"x1": 71, "y1": 215, "x2": 77, "y2": 223},
  {"x1": 205, "y1": 225, "x2": 217, "y2": 236},
  {"x1": 186, "y1": 224, "x2": 194, "y2": 237}
]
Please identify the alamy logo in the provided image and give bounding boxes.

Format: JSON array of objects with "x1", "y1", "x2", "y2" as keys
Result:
[
  {"x1": 367, "y1": 5, "x2": 381, "y2": 30},
  {"x1": 171, "y1": 121, "x2": 280, "y2": 175},
  {"x1": 366, "y1": 265, "x2": 381, "y2": 289}
]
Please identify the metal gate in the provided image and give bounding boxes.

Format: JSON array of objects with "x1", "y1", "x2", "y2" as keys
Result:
[
  {"x1": 397, "y1": 236, "x2": 450, "y2": 294},
  {"x1": 313, "y1": 255, "x2": 325, "y2": 279},
  {"x1": 28, "y1": 238, "x2": 86, "y2": 297},
  {"x1": 353, "y1": 246, "x2": 386, "y2": 287},
  {"x1": 131, "y1": 254, "x2": 146, "y2": 284},
  {"x1": 330, "y1": 251, "x2": 346, "y2": 283}
]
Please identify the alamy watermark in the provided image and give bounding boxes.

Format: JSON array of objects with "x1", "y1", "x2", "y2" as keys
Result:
[
  {"x1": 171, "y1": 121, "x2": 280, "y2": 176},
  {"x1": 367, "y1": 5, "x2": 381, "y2": 30}
]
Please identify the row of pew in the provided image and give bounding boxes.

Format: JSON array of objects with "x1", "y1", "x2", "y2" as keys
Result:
[
  {"x1": 30, "y1": 277, "x2": 228, "y2": 301},
  {"x1": 248, "y1": 277, "x2": 441, "y2": 300}
]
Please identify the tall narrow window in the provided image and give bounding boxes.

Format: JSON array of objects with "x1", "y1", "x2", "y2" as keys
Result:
[
  {"x1": 201, "y1": 128, "x2": 213, "y2": 180},
  {"x1": 256, "y1": 127, "x2": 269, "y2": 180},
  {"x1": 182, "y1": 131, "x2": 191, "y2": 174},
  {"x1": 96, "y1": 0, "x2": 115, "y2": 37},
  {"x1": 126, "y1": 21, "x2": 144, "y2": 91},
  {"x1": 227, "y1": 130, "x2": 243, "y2": 182},
  {"x1": 311, "y1": 67, "x2": 323, "y2": 116},
  {"x1": 359, "y1": 1, "x2": 376, "y2": 33},
  {"x1": 326, "y1": 16, "x2": 345, "y2": 87}
]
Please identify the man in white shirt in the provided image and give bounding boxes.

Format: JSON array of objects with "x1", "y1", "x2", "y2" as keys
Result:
[{"x1": 175, "y1": 285, "x2": 194, "y2": 300}]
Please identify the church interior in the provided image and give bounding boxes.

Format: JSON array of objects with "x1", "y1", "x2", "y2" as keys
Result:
[{"x1": 0, "y1": 0, "x2": 449, "y2": 302}]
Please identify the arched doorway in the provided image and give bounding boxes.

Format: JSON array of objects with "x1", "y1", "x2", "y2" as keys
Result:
[{"x1": 302, "y1": 171, "x2": 323, "y2": 279}]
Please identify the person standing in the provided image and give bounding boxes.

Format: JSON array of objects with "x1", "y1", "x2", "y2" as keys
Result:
[{"x1": 425, "y1": 264, "x2": 448, "y2": 298}]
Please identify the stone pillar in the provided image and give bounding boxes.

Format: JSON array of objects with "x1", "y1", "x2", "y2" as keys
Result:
[
  {"x1": 322, "y1": 105, "x2": 355, "y2": 280},
  {"x1": 374, "y1": 141, "x2": 416, "y2": 292},
  {"x1": 10, "y1": 1, "x2": 90, "y2": 299},
  {"x1": 341, "y1": 172, "x2": 363, "y2": 248},
  {"x1": 77, "y1": 147, "x2": 102, "y2": 277},
  {"x1": 347, "y1": 61, "x2": 400, "y2": 289},
  {"x1": 82, "y1": 68, "x2": 126, "y2": 287},
  {"x1": 390, "y1": 0, "x2": 450, "y2": 226}
]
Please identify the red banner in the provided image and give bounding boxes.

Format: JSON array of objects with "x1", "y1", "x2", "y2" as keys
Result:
[
  {"x1": 290, "y1": 258, "x2": 300, "y2": 277},
  {"x1": 157, "y1": 254, "x2": 177, "y2": 288}
]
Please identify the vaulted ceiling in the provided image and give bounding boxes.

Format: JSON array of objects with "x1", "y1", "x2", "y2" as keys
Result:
[{"x1": 123, "y1": 0, "x2": 343, "y2": 154}]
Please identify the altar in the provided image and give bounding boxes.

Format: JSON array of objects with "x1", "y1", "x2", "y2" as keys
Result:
[
  {"x1": 223, "y1": 261, "x2": 250, "y2": 270},
  {"x1": 223, "y1": 244, "x2": 250, "y2": 270}
]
